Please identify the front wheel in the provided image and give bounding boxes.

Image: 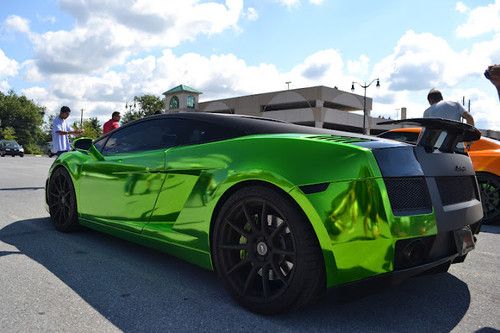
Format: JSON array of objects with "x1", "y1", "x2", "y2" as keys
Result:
[
  {"x1": 212, "y1": 185, "x2": 325, "y2": 314},
  {"x1": 47, "y1": 167, "x2": 80, "y2": 232},
  {"x1": 477, "y1": 172, "x2": 500, "y2": 225}
]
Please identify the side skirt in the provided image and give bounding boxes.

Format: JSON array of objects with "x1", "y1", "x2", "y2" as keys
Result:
[{"x1": 79, "y1": 218, "x2": 213, "y2": 270}]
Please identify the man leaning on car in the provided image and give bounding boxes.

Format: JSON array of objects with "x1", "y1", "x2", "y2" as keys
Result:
[{"x1": 423, "y1": 88, "x2": 475, "y2": 125}]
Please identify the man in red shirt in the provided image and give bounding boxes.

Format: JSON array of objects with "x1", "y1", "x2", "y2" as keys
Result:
[{"x1": 103, "y1": 111, "x2": 121, "y2": 134}]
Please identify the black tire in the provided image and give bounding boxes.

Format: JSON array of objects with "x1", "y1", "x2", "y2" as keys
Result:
[
  {"x1": 20, "y1": 154, "x2": 24, "y2": 157},
  {"x1": 477, "y1": 172, "x2": 500, "y2": 225},
  {"x1": 47, "y1": 167, "x2": 80, "y2": 232},
  {"x1": 212, "y1": 185, "x2": 325, "y2": 314}
]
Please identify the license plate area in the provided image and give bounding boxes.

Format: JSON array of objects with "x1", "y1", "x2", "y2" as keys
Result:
[{"x1": 454, "y1": 226, "x2": 475, "y2": 256}]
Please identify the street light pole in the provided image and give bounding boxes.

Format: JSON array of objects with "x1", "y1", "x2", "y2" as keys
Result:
[
  {"x1": 285, "y1": 81, "x2": 291, "y2": 90},
  {"x1": 351, "y1": 78, "x2": 380, "y2": 135}
]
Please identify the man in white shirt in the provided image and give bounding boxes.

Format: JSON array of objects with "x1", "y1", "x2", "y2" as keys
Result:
[
  {"x1": 423, "y1": 89, "x2": 475, "y2": 126},
  {"x1": 51, "y1": 106, "x2": 81, "y2": 156}
]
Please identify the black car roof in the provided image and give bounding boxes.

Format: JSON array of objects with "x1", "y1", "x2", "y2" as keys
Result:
[{"x1": 133, "y1": 112, "x2": 370, "y2": 139}]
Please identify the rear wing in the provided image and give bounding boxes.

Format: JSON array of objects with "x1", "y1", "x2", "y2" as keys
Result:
[{"x1": 378, "y1": 118, "x2": 481, "y2": 153}]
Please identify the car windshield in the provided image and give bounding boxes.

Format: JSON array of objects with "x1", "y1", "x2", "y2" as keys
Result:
[{"x1": 4, "y1": 141, "x2": 20, "y2": 148}]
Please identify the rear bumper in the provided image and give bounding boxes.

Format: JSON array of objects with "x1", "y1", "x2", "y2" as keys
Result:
[{"x1": 337, "y1": 220, "x2": 481, "y2": 294}]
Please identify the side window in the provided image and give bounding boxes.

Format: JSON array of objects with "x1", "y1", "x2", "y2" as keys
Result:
[
  {"x1": 187, "y1": 95, "x2": 195, "y2": 109},
  {"x1": 175, "y1": 119, "x2": 243, "y2": 146},
  {"x1": 93, "y1": 136, "x2": 108, "y2": 152},
  {"x1": 102, "y1": 119, "x2": 180, "y2": 155},
  {"x1": 169, "y1": 96, "x2": 179, "y2": 109}
]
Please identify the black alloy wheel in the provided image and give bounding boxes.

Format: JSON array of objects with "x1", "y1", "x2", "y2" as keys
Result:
[
  {"x1": 477, "y1": 172, "x2": 500, "y2": 225},
  {"x1": 48, "y1": 167, "x2": 80, "y2": 232},
  {"x1": 213, "y1": 186, "x2": 325, "y2": 314}
]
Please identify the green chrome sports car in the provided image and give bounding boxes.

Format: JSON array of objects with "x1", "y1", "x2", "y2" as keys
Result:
[{"x1": 45, "y1": 113, "x2": 483, "y2": 314}]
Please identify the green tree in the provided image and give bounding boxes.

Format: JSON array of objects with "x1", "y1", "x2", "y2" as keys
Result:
[
  {"x1": 72, "y1": 117, "x2": 102, "y2": 139},
  {"x1": 122, "y1": 94, "x2": 164, "y2": 124},
  {"x1": 121, "y1": 108, "x2": 145, "y2": 124},
  {"x1": 135, "y1": 94, "x2": 164, "y2": 116},
  {"x1": 0, "y1": 90, "x2": 45, "y2": 150},
  {"x1": 0, "y1": 126, "x2": 16, "y2": 140},
  {"x1": 41, "y1": 114, "x2": 55, "y2": 143}
]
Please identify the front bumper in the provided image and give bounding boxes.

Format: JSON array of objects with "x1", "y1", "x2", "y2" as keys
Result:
[{"x1": 3, "y1": 150, "x2": 23, "y2": 156}]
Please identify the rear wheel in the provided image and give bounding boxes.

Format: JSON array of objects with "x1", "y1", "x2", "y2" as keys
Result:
[
  {"x1": 212, "y1": 185, "x2": 325, "y2": 314},
  {"x1": 477, "y1": 173, "x2": 500, "y2": 225},
  {"x1": 48, "y1": 167, "x2": 80, "y2": 232}
]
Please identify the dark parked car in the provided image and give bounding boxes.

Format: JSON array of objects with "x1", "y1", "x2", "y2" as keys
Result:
[
  {"x1": 0, "y1": 140, "x2": 24, "y2": 157},
  {"x1": 44, "y1": 142, "x2": 55, "y2": 157}
]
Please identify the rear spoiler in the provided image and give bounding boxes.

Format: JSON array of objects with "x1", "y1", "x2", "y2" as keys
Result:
[{"x1": 378, "y1": 118, "x2": 481, "y2": 152}]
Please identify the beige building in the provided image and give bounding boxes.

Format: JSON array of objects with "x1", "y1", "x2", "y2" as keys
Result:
[{"x1": 163, "y1": 84, "x2": 383, "y2": 133}]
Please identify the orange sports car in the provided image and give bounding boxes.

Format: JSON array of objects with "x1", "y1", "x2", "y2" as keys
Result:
[{"x1": 379, "y1": 127, "x2": 500, "y2": 224}]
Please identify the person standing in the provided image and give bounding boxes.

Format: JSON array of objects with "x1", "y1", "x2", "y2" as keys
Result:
[
  {"x1": 484, "y1": 64, "x2": 500, "y2": 102},
  {"x1": 423, "y1": 88, "x2": 475, "y2": 126},
  {"x1": 51, "y1": 106, "x2": 82, "y2": 156},
  {"x1": 103, "y1": 111, "x2": 121, "y2": 134}
]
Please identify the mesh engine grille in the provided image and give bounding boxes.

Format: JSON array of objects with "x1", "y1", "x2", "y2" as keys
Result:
[
  {"x1": 384, "y1": 177, "x2": 432, "y2": 214},
  {"x1": 436, "y1": 176, "x2": 478, "y2": 206}
]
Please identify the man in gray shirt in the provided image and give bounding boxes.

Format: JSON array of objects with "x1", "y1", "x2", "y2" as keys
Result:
[{"x1": 423, "y1": 89, "x2": 475, "y2": 126}]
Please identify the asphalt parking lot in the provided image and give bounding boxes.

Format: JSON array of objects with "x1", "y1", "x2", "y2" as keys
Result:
[{"x1": 0, "y1": 156, "x2": 499, "y2": 332}]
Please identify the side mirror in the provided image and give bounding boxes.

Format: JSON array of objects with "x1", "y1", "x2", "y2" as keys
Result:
[{"x1": 73, "y1": 138, "x2": 93, "y2": 151}]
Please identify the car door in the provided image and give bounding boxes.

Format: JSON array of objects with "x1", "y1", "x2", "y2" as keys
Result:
[
  {"x1": 78, "y1": 118, "x2": 179, "y2": 233},
  {"x1": 142, "y1": 119, "x2": 244, "y2": 247}
]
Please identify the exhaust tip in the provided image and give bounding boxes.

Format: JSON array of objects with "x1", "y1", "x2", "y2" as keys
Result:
[{"x1": 402, "y1": 240, "x2": 427, "y2": 267}]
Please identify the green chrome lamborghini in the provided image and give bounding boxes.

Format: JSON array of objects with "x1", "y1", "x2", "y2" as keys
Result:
[{"x1": 45, "y1": 113, "x2": 483, "y2": 314}]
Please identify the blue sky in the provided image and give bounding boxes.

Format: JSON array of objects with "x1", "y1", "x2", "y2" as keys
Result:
[{"x1": 0, "y1": 0, "x2": 499, "y2": 129}]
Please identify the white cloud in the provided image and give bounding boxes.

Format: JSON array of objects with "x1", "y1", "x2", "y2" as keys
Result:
[
  {"x1": 10, "y1": 0, "x2": 244, "y2": 75},
  {"x1": 3, "y1": 15, "x2": 31, "y2": 34},
  {"x1": 277, "y1": 0, "x2": 301, "y2": 9},
  {"x1": 0, "y1": 80, "x2": 11, "y2": 93},
  {"x1": 455, "y1": 1, "x2": 468, "y2": 13},
  {"x1": 0, "y1": 49, "x2": 19, "y2": 77},
  {"x1": 245, "y1": 7, "x2": 259, "y2": 21},
  {"x1": 277, "y1": 0, "x2": 324, "y2": 8},
  {"x1": 372, "y1": 30, "x2": 500, "y2": 92},
  {"x1": 456, "y1": 0, "x2": 500, "y2": 38},
  {"x1": 22, "y1": 60, "x2": 44, "y2": 82},
  {"x1": 347, "y1": 55, "x2": 370, "y2": 77}
]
